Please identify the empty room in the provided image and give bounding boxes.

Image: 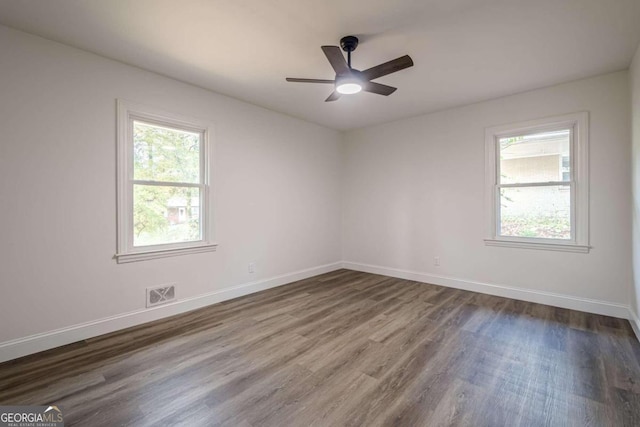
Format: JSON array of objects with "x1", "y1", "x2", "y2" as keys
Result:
[{"x1": 2, "y1": 0, "x2": 640, "y2": 425}]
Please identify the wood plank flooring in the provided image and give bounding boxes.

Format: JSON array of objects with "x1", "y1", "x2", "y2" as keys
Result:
[{"x1": 1, "y1": 269, "x2": 640, "y2": 426}]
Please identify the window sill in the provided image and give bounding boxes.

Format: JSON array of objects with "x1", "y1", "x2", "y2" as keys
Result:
[
  {"x1": 115, "y1": 243, "x2": 218, "y2": 264},
  {"x1": 484, "y1": 239, "x2": 590, "y2": 253}
]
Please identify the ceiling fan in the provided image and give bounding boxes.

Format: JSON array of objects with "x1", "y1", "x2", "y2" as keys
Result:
[{"x1": 286, "y1": 36, "x2": 414, "y2": 102}]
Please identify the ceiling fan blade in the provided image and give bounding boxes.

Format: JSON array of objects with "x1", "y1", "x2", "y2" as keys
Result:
[
  {"x1": 321, "y1": 46, "x2": 350, "y2": 75},
  {"x1": 325, "y1": 91, "x2": 341, "y2": 102},
  {"x1": 362, "y1": 81, "x2": 397, "y2": 96},
  {"x1": 361, "y1": 55, "x2": 414, "y2": 81},
  {"x1": 286, "y1": 78, "x2": 335, "y2": 84}
]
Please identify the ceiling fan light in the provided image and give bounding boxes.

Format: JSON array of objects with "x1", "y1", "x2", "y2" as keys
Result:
[
  {"x1": 336, "y1": 83, "x2": 362, "y2": 94},
  {"x1": 335, "y1": 76, "x2": 362, "y2": 94}
]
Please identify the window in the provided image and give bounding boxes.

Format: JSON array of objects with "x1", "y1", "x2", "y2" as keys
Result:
[
  {"x1": 560, "y1": 155, "x2": 570, "y2": 182},
  {"x1": 484, "y1": 112, "x2": 589, "y2": 252},
  {"x1": 116, "y1": 100, "x2": 216, "y2": 263}
]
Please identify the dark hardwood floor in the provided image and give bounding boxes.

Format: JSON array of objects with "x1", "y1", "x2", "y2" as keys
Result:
[{"x1": 1, "y1": 269, "x2": 639, "y2": 426}]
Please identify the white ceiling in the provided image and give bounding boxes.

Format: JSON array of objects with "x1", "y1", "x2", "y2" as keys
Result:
[{"x1": 1, "y1": 0, "x2": 640, "y2": 130}]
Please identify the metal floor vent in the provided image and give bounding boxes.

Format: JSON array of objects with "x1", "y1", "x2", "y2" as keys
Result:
[{"x1": 146, "y1": 284, "x2": 176, "y2": 308}]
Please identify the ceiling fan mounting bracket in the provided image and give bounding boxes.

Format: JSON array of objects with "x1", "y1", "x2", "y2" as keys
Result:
[{"x1": 340, "y1": 36, "x2": 359, "y2": 53}]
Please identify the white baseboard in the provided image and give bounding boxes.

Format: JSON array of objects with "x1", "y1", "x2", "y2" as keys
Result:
[
  {"x1": 0, "y1": 262, "x2": 342, "y2": 363},
  {"x1": 342, "y1": 261, "x2": 631, "y2": 319},
  {"x1": 629, "y1": 310, "x2": 640, "y2": 341},
  {"x1": 2, "y1": 260, "x2": 637, "y2": 363}
]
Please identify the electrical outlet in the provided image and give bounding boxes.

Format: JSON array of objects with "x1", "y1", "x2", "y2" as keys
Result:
[
  {"x1": 434, "y1": 257, "x2": 440, "y2": 267},
  {"x1": 248, "y1": 262, "x2": 256, "y2": 273}
]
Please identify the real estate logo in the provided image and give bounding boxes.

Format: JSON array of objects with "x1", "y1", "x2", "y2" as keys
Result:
[{"x1": 0, "y1": 406, "x2": 64, "y2": 427}]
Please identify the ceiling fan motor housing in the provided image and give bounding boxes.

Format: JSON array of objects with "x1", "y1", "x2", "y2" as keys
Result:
[{"x1": 337, "y1": 69, "x2": 363, "y2": 80}]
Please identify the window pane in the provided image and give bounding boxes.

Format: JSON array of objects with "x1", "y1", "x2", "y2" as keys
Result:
[
  {"x1": 499, "y1": 129, "x2": 570, "y2": 184},
  {"x1": 133, "y1": 120, "x2": 200, "y2": 183},
  {"x1": 499, "y1": 185, "x2": 570, "y2": 239},
  {"x1": 133, "y1": 185, "x2": 201, "y2": 247}
]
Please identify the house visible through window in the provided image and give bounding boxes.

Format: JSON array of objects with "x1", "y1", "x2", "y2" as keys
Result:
[
  {"x1": 498, "y1": 129, "x2": 571, "y2": 239},
  {"x1": 116, "y1": 100, "x2": 216, "y2": 263},
  {"x1": 484, "y1": 112, "x2": 589, "y2": 252},
  {"x1": 561, "y1": 155, "x2": 570, "y2": 182}
]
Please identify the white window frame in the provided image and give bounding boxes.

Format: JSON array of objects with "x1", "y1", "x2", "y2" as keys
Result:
[
  {"x1": 484, "y1": 112, "x2": 589, "y2": 253},
  {"x1": 115, "y1": 100, "x2": 217, "y2": 263}
]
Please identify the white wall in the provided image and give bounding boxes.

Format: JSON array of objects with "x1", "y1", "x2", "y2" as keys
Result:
[
  {"x1": 631, "y1": 43, "x2": 640, "y2": 320},
  {"x1": 0, "y1": 23, "x2": 636, "y2": 361},
  {"x1": 343, "y1": 71, "x2": 632, "y2": 308},
  {"x1": 0, "y1": 25, "x2": 343, "y2": 346}
]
